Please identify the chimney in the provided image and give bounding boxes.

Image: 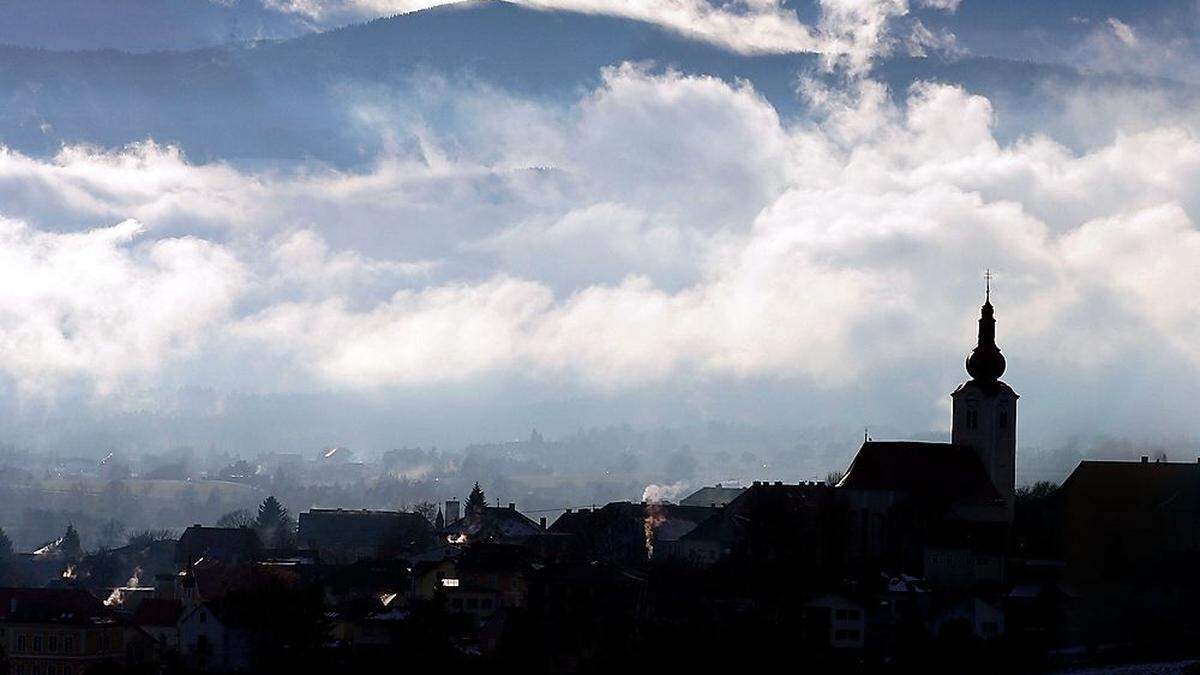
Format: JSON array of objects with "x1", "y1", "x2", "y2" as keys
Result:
[
  {"x1": 508, "y1": 503, "x2": 515, "y2": 510},
  {"x1": 539, "y1": 517, "x2": 546, "y2": 529},
  {"x1": 1141, "y1": 456, "x2": 1149, "y2": 464},
  {"x1": 445, "y1": 500, "x2": 461, "y2": 523}
]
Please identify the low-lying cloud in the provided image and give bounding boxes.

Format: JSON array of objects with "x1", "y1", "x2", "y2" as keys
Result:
[{"x1": 2, "y1": 64, "x2": 1200, "y2": 449}]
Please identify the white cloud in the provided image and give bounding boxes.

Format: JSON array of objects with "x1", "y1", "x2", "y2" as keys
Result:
[
  {"x1": 1106, "y1": 17, "x2": 1138, "y2": 48},
  {"x1": 3, "y1": 65, "x2": 1200, "y2": 443}
]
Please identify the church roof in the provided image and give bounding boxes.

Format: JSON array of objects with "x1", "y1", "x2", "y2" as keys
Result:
[{"x1": 839, "y1": 441, "x2": 1001, "y2": 505}]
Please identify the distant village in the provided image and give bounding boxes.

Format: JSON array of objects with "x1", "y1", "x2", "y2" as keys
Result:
[{"x1": 0, "y1": 293, "x2": 1197, "y2": 673}]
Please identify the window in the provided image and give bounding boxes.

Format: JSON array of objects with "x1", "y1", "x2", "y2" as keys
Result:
[
  {"x1": 199, "y1": 611, "x2": 207, "y2": 624},
  {"x1": 48, "y1": 635, "x2": 57, "y2": 652},
  {"x1": 451, "y1": 599, "x2": 463, "y2": 609},
  {"x1": 466, "y1": 599, "x2": 479, "y2": 610},
  {"x1": 441, "y1": 578, "x2": 460, "y2": 588},
  {"x1": 998, "y1": 409, "x2": 1008, "y2": 429},
  {"x1": 33, "y1": 635, "x2": 42, "y2": 652},
  {"x1": 481, "y1": 599, "x2": 493, "y2": 609},
  {"x1": 16, "y1": 634, "x2": 25, "y2": 652},
  {"x1": 63, "y1": 635, "x2": 73, "y2": 654},
  {"x1": 835, "y1": 629, "x2": 861, "y2": 641},
  {"x1": 966, "y1": 410, "x2": 978, "y2": 429}
]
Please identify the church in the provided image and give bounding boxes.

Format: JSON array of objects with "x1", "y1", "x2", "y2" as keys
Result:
[{"x1": 836, "y1": 284, "x2": 1016, "y2": 587}]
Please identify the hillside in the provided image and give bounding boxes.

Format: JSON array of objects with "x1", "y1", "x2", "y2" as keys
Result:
[{"x1": 0, "y1": 1, "x2": 1190, "y2": 165}]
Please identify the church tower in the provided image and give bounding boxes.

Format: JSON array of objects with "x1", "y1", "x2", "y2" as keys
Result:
[{"x1": 951, "y1": 278, "x2": 1018, "y2": 518}]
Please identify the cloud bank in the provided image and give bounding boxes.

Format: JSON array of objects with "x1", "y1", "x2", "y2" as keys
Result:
[{"x1": 2, "y1": 63, "x2": 1200, "y2": 450}]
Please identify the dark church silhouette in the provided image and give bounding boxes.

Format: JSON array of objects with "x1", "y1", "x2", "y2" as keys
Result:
[{"x1": 838, "y1": 286, "x2": 1014, "y2": 586}]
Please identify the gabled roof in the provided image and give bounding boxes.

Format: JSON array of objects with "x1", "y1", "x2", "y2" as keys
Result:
[
  {"x1": 131, "y1": 598, "x2": 183, "y2": 627},
  {"x1": 0, "y1": 588, "x2": 114, "y2": 625},
  {"x1": 682, "y1": 482, "x2": 833, "y2": 544},
  {"x1": 838, "y1": 441, "x2": 1001, "y2": 505},
  {"x1": 679, "y1": 486, "x2": 746, "y2": 507},
  {"x1": 445, "y1": 506, "x2": 542, "y2": 540},
  {"x1": 178, "y1": 526, "x2": 262, "y2": 561}
]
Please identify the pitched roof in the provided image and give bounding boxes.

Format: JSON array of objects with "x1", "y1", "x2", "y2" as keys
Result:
[
  {"x1": 177, "y1": 526, "x2": 262, "y2": 561},
  {"x1": 682, "y1": 482, "x2": 834, "y2": 544},
  {"x1": 131, "y1": 598, "x2": 183, "y2": 627},
  {"x1": 1059, "y1": 459, "x2": 1200, "y2": 510},
  {"x1": 838, "y1": 441, "x2": 1001, "y2": 505},
  {"x1": 298, "y1": 508, "x2": 432, "y2": 548},
  {"x1": 679, "y1": 486, "x2": 746, "y2": 507},
  {"x1": 0, "y1": 587, "x2": 115, "y2": 625},
  {"x1": 445, "y1": 506, "x2": 542, "y2": 540}
]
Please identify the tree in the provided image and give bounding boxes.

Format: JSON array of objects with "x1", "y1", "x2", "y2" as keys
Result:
[
  {"x1": 127, "y1": 529, "x2": 175, "y2": 548},
  {"x1": 256, "y1": 496, "x2": 288, "y2": 532},
  {"x1": 410, "y1": 501, "x2": 439, "y2": 525},
  {"x1": 467, "y1": 482, "x2": 487, "y2": 513},
  {"x1": 217, "y1": 508, "x2": 255, "y2": 529},
  {"x1": 270, "y1": 519, "x2": 296, "y2": 550},
  {"x1": 825, "y1": 471, "x2": 844, "y2": 486},
  {"x1": 61, "y1": 523, "x2": 82, "y2": 559},
  {"x1": 255, "y1": 497, "x2": 296, "y2": 549},
  {"x1": 1015, "y1": 481, "x2": 1059, "y2": 504}
]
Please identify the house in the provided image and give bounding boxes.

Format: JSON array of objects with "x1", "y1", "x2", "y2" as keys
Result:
[
  {"x1": 176, "y1": 526, "x2": 263, "y2": 568},
  {"x1": 413, "y1": 543, "x2": 533, "y2": 621},
  {"x1": 679, "y1": 485, "x2": 745, "y2": 508},
  {"x1": 178, "y1": 597, "x2": 253, "y2": 672},
  {"x1": 443, "y1": 504, "x2": 543, "y2": 545},
  {"x1": 676, "y1": 481, "x2": 835, "y2": 570},
  {"x1": 549, "y1": 502, "x2": 717, "y2": 565},
  {"x1": 298, "y1": 508, "x2": 433, "y2": 562},
  {"x1": 131, "y1": 597, "x2": 184, "y2": 653},
  {"x1": 1050, "y1": 457, "x2": 1200, "y2": 643},
  {"x1": 320, "y1": 559, "x2": 411, "y2": 607},
  {"x1": 0, "y1": 587, "x2": 127, "y2": 675},
  {"x1": 803, "y1": 594, "x2": 867, "y2": 653}
]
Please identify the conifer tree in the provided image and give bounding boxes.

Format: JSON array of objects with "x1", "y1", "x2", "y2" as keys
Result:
[{"x1": 467, "y1": 482, "x2": 487, "y2": 513}]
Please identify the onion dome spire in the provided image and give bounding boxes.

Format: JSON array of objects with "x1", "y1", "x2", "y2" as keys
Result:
[{"x1": 965, "y1": 270, "x2": 1006, "y2": 382}]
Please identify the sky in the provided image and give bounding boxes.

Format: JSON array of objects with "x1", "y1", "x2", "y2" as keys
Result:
[{"x1": 1, "y1": 0, "x2": 1199, "y2": 473}]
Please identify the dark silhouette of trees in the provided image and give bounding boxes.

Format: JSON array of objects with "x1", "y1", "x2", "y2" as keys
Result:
[
  {"x1": 467, "y1": 482, "x2": 487, "y2": 513},
  {"x1": 61, "y1": 523, "x2": 82, "y2": 559},
  {"x1": 126, "y1": 529, "x2": 175, "y2": 548},
  {"x1": 410, "y1": 501, "x2": 438, "y2": 524},
  {"x1": 217, "y1": 508, "x2": 255, "y2": 528},
  {"x1": 256, "y1": 496, "x2": 295, "y2": 549},
  {"x1": 1015, "y1": 481, "x2": 1058, "y2": 503},
  {"x1": 256, "y1": 496, "x2": 288, "y2": 531}
]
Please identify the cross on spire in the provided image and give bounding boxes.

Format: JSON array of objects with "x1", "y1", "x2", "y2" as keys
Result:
[{"x1": 984, "y1": 269, "x2": 992, "y2": 302}]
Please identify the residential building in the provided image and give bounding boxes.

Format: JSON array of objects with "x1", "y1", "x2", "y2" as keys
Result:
[{"x1": 0, "y1": 588, "x2": 126, "y2": 675}]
